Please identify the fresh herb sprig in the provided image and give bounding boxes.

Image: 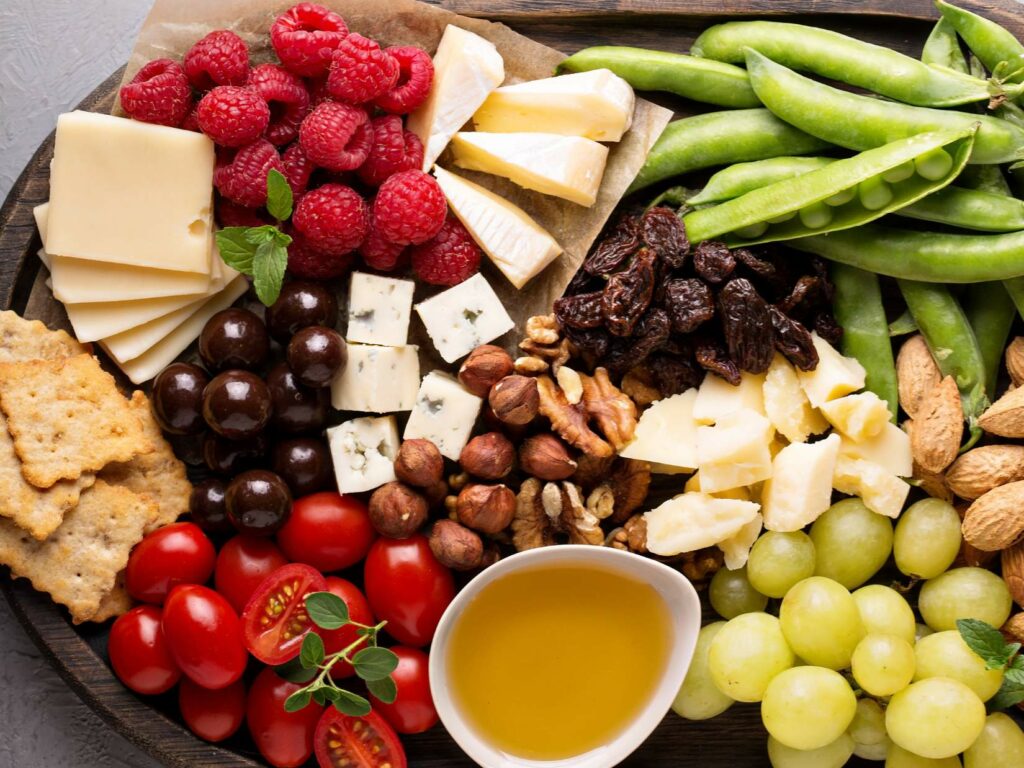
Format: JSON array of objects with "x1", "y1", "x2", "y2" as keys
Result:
[
  {"x1": 215, "y1": 169, "x2": 294, "y2": 306},
  {"x1": 957, "y1": 618, "x2": 1024, "y2": 710},
  {"x1": 274, "y1": 591, "x2": 399, "y2": 716}
]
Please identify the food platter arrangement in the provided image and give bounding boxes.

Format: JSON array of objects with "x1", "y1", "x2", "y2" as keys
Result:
[{"x1": 4, "y1": 0, "x2": 1024, "y2": 766}]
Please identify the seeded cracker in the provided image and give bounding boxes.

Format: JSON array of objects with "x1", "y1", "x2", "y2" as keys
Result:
[
  {"x1": 0, "y1": 309, "x2": 90, "y2": 362},
  {"x1": 86, "y1": 571, "x2": 133, "y2": 625},
  {"x1": 0, "y1": 481, "x2": 157, "y2": 622},
  {"x1": 0, "y1": 354, "x2": 152, "y2": 488}
]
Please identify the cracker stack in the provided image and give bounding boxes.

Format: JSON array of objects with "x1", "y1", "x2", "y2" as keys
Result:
[{"x1": 0, "y1": 311, "x2": 191, "y2": 623}]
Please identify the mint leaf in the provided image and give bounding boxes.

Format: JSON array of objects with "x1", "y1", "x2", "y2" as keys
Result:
[
  {"x1": 252, "y1": 241, "x2": 288, "y2": 306},
  {"x1": 300, "y1": 631, "x2": 325, "y2": 670},
  {"x1": 273, "y1": 657, "x2": 318, "y2": 684},
  {"x1": 332, "y1": 690, "x2": 371, "y2": 717},
  {"x1": 367, "y1": 676, "x2": 398, "y2": 704},
  {"x1": 215, "y1": 227, "x2": 257, "y2": 274},
  {"x1": 958, "y1": 619, "x2": 1017, "y2": 670},
  {"x1": 306, "y1": 592, "x2": 350, "y2": 630},
  {"x1": 245, "y1": 225, "x2": 280, "y2": 246},
  {"x1": 989, "y1": 667, "x2": 1024, "y2": 710},
  {"x1": 284, "y1": 690, "x2": 312, "y2": 713},
  {"x1": 353, "y1": 647, "x2": 399, "y2": 682},
  {"x1": 266, "y1": 169, "x2": 293, "y2": 222}
]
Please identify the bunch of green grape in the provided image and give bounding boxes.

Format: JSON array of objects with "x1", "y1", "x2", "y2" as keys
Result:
[{"x1": 676, "y1": 497, "x2": 1024, "y2": 767}]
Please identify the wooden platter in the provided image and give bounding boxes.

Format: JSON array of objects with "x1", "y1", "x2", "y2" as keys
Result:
[{"x1": 2, "y1": 1, "x2": 1022, "y2": 766}]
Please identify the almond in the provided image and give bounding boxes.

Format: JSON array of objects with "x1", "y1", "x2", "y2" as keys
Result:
[
  {"x1": 897, "y1": 334, "x2": 941, "y2": 420},
  {"x1": 910, "y1": 375, "x2": 963, "y2": 474},
  {"x1": 1007, "y1": 337, "x2": 1024, "y2": 388},
  {"x1": 946, "y1": 445, "x2": 1024, "y2": 500},
  {"x1": 978, "y1": 385, "x2": 1024, "y2": 438},
  {"x1": 955, "y1": 503, "x2": 996, "y2": 568},
  {"x1": 962, "y1": 480, "x2": 1024, "y2": 551},
  {"x1": 1002, "y1": 541, "x2": 1024, "y2": 608},
  {"x1": 1002, "y1": 611, "x2": 1024, "y2": 643}
]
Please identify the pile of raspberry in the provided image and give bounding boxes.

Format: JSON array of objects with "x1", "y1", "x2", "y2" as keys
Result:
[{"x1": 119, "y1": 2, "x2": 480, "y2": 287}]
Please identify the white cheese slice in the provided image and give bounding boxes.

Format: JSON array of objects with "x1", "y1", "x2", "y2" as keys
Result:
[
  {"x1": 718, "y1": 513, "x2": 764, "y2": 570},
  {"x1": 644, "y1": 492, "x2": 761, "y2": 557},
  {"x1": 345, "y1": 272, "x2": 415, "y2": 347},
  {"x1": 407, "y1": 25, "x2": 505, "y2": 171},
  {"x1": 763, "y1": 354, "x2": 829, "y2": 443},
  {"x1": 819, "y1": 392, "x2": 891, "y2": 442},
  {"x1": 47, "y1": 111, "x2": 215, "y2": 273},
  {"x1": 839, "y1": 422, "x2": 912, "y2": 477},
  {"x1": 619, "y1": 390, "x2": 699, "y2": 470},
  {"x1": 797, "y1": 333, "x2": 867, "y2": 407},
  {"x1": 327, "y1": 416, "x2": 400, "y2": 494},
  {"x1": 403, "y1": 371, "x2": 483, "y2": 460},
  {"x1": 696, "y1": 409, "x2": 775, "y2": 493},
  {"x1": 330, "y1": 344, "x2": 420, "y2": 413},
  {"x1": 450, "y1": 131, "x2": 609, "y2": 207},
  {"x1": 693, "y1": 371, "x2": 766, "y2": 424},
  {"x1": 833, "y1": 456, "x2": 911, "y2": 519},
  {"x1": 761, "y1": 434, "x2": 841, "y2": 532},
  {"x1": 433, "y1": 167, "x2": 561, "y2": 289},
  {"x1": 414, "y1": 273, "x2": 514, "y2": 363}
]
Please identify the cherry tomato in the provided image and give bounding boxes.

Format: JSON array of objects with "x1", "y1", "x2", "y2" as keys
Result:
[
  {"x1": 162, "y1": 584, "x2": 247, "y2": 690},
  {"x1": 247, "y1": 667, "x2": 323, "y2": 768},
  {"x1": 242, "y1": 563, "x2": 326, "y2": 664},
  {"x1": 368, "y1": 646, "x2": 437, "y2": 734},
  {"x1": 363, "y1": 535, "x2": 454, "y2": 647},
  {"x1": 125, "y1": 522, "x2": 216, "y2": 604},
  {"x1": 276, "y1": 492, "x2": 375, "y2": 572},
  {"x1": 319, "y1": 577, "x2": 375, "y2": 678},
  {"x1": 179, "y1": 676, "x2": 245, "y2": 742},
  {"x1": 108, "y1": 605, "x2": 181, "y2": 695},
  {"x1": 215, "y1": 535, "x2": 289, "y2": 614},
  {"x1": 314, "y1": 708, "x2": 407, "y2": 768}
]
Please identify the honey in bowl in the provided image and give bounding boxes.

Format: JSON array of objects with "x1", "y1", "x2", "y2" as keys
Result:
[{"x1": 445, "y1": 564, "x2": 673, "y2": 762}]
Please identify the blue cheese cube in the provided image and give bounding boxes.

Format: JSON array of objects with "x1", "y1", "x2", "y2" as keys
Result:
[
  {"x1": 331, "y1": 343, "x2": 419, "y2": 413},
  {"x1": 327, "y1": 416, "x2": 399, "y2": 493},
  {"x1": 346, "y1": 272, "x2": 416, "y2": 346},
  {"x1": 404, "y1": 371, "x2": 483, "y2": 460},
  {"x1": 414, "y1": 273, "x2": 514, "y2": 363}
]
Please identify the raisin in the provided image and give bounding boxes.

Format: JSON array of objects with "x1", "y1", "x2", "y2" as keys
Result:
[
  {"x1": 718, "y1": 278, "x2": 774, "y2": 374},
  {"x1": 778, "y1": 275, "x2": 829, "y2": 319},
  {"x1": 814, "y1": 312, "x2": 844, "y2": 346},
  {"x1": 601, "y1": 248, "x2": 656, "y2": 337},
  {"x1": 664, "y1": 278, "x2": 714, "y2": 334},
  {"x1": 563, "y1": 325, "x2": 611, "y2": 361},
  {"x1": 695, "y1": 339, "x2": 741, "y2": 385},
  {"x1": 648, "y1": 352, "x2": 702, "y2": 395},
  {"x1": 733, "y1": 247, "x2": 777, "y2": 281},
  {"x1": 554, "y1": 291, "x2": 605, "y2": 329},
  {"x1": 693, "y1": 241, "x2": 736, "y2": 284},
  {"x1": 641, "y1": 206, "x2": 689, "y2": 269},
  {"x1": 565, "y1": 268, "x2": 604, "y2": 297},
  {"x1": 584, "y1": 215, "x2": 640, "y2": 275},
  {"x1": 769, "y1": 306, "x2": 819, "y2": 371},
  {"x1": 602, "y1": 308, "x2": 670, "y2": 374}
]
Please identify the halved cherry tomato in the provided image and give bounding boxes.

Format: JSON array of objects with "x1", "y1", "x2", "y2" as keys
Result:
[
  {"x1": 319, "y1": 576, "x2": 375, "y2": 678},
  {"x1": 108, "y1": 605, "x2": 180, "y2": 695},
  {"x1": 314, "y1": 708, "x2": 407, "y2": 768},
  {"x1": 276, "y1": 492, "x2": 375, "y2": 572},
  {"x1": 179, "y1": 676, "x2": 245, "y2": 742},
  {"x1": 125, "y1": 522, "x2": 216, "y2": 604},
  {"x1": 363, "y1": 535, "x2": 454, "y2": 647},
  {"x1": 162, "y1": 584, "x2": 247, "y2": 690},
  {"x1": 368, "y1": 646, "x2": 437, "y2": 735},
  {"x1": 247, "y1": 667, "x2": 324, "y2": 768},
  {"x1": 242, "y1": 563, "x2": 326, "y2": 664},
  {"x1": 215, "y1": 535, "x2": 289, "y2": 614}
]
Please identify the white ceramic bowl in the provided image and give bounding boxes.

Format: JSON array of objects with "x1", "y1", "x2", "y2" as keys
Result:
[{"x1": 428, "y1": 545, "x2": 701, "y2": 768}]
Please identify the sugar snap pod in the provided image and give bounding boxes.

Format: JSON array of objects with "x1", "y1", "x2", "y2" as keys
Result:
[
  {"x1": 964, "y1": 282, "x2": 1016, "y2": 401},
  {"x1": 682, "y1": 127, "x2": 977, "y2": 246},
  {"x1": 922, "y1": 17, "x2": 970, "y2": 72},
  {"x1": 688, "y1": 157, "x2": 836, "y2": 206},
  {"x1": 936, "y1": 0, "x2": 1024, "y2": 83}
]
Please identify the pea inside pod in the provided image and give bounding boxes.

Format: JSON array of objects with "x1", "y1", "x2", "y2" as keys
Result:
[
  {"x1": 682, "y1": 127, "x2": 977, "y2": 246},
  {"x1": 688, "y1": 156, "x2": 835, "y2": 205},
  {"x1": 937, "y1": 0, "x2": 1024, "y2": 83}
]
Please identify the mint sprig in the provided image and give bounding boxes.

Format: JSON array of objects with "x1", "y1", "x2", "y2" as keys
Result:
[
  {"x1": 275, "y1": 591, "x2": 400, "y2": 717},
  {"x1": 957, "y1": 618, "x2": 1024, "y2": 710},
  {"x1": 215, "y1": 169, "x2": 294, "y2": 306}
]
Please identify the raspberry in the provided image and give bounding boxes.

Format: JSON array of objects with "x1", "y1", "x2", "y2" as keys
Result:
[
  {"x1": 305, "y1": 75, "x2": 330, "y2": 107},
  {"x1": 357, "y1": 115, "x2": 424, "y2": 186},
  {"x1": 214, "y1": 139, "x2": 283, "y2": 208},
  {"x1": 298, "y1": 101, "x2": 372, "y2": 172},
  {"x1": 197, "y1": 85, "x2": 270, "y2": 147},
  {"x1": 287, "y1": 229, "x2": 355, "y2": 280},
  {"x1": 374, "y1": 46, "x2": 434, "y2": 114},
  {"x1": 217, "y1": 198, "x2": 271, "y2": 228},
  {"x1": 183, "y1": 30, "x2": 250, "y2": 90},
  {"x1": 119, "y1": 59, "x2": 192, "y2": 127},
  {"x1": 181, "y1": 104, "x2": 201, "y2": 132},
  {"x1": 410, "y1": 216, "x2": 481, "y2": 286},
  {"x1": 326, "y1": 34, "x2": 399, "y2": 105},
  {"x1": 271, "y1": 3, "x2": 349, "y2": 78},
  {"x1": 249, "y1": 64, "x2": 310, "y2": 145},
  {"x1": 281, "y1": 143, "x2": 314, "y2": 196},
  {"x1": 373, "y1": 170, "x2": 447, "y2": 245},
  {"x1": 293, "y1": 183, "x2": 368, "y2": 254},
  {"x1": 359, "y1": 212, "x2": 407, "y2": 272}
]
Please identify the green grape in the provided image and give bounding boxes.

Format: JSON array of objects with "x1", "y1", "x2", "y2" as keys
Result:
[
  {"x1": 885, "y1": 678, "x2": 985, "y2": 759},
  {"x1": 853, "y1": 585, "x2": 916, "y2": 644},
  {"x1": 708, "y1": 612, "x2": 795, "y2": 703},
  {"x1": 779, "y1": 577, "x2": 865, "y2": 669},
  {"x1": 893, "y1": 499, "x2": 961, "y2": 579},
  {"x1": 886, "y1": 744, "x2": 962, "y2": 767},
  {"x1": 915, "y1": 623, "x2": 934, "y2": 641},
  {"x1": 849, "y1": 698, "x2": 891, "y2": 761},
  {"x1": 913, "y1": 630, "x2": 1003, "y2": 701},
  {"x1": 851, "y1": 634, "x2": 916, "y2": 696},
  {"x1": 672, "y1": 621, "x2": 734, "y2": 721},
  {"x1": 810, "y1": 498, "x2": 893, "y2": 589},
  {"x1": 709, "y1": 566, "x2": 769, "y2": 619},
  {"x1": 767, "y1": 733, "x2": 855, "y2": 768},
  {"x1": 918, "y1": 567, "x2": 1012, "y2": 631},
  {"x1": 761, "y1": 666, "x2": 857, "y2": 751},
  {"x1": 963, "y1": 712, "x2": 1024, "y2": 768},
  {"x1": 747, "y1": 531, "x2": 816, "y2": 598}
]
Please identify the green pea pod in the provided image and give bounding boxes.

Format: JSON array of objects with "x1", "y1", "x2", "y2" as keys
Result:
[
  {"x1": 889, "y1": 311, "x2": 919, "y2": 337},
  {"x1": 922, "y1": 17, "x2": 969, "y2": 73},
  {"x1": 964, "y1": 282, "x2": 1015, "y2": 401},
  {"x1": 556, "y1": 46, "x2": 760, "y2": 109},
  {"x1": 682, "y1": 128, "x2": 976, "y2": 245},
  {"x1": 898, "y1": 185, "x2": 1024, "y2": 231},
  {"x1": 897, "y1": 280, "x2": 988, "y2": 449},
  {"x1": 937, "y1": 0, "x2": 1024, "y2": 83},
  {"x1": 831, "y1": 264, "x2": 898, "y2": 421},
  {"x1": 688, "y1": 157, "x2": 835, "y2": 205},
  {"x1": 1001, "y1": 276, "x2": 1024, "y2": 317},
  {"x1": 626, "y1": 109, "x2": 831, "y2": 194},
  {"x1": 691, "y1": 20, "x2": 1016, "y2": 106},
  {"x1": 745, "y1": 49, "x2": 1024, "y2": 165},
  {"x1": 957, "y1": 164, "x2": 1013, "y2": 195}
]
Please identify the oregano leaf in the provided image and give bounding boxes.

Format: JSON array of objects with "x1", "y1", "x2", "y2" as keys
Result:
[
  {"x1": 300, "y1": 631, "x2": 325, "y2": 669},
  {"x1": 366, "y1": 676, "x2": 398, "y2": 704},
  {"x1": 332, "y1": 690, "x2": 372, "y2": 717},
  {"x1": 274, "y1": 657, "x2": 318, "y2": 684},
  {"x1": 353, "y1": 647, "x2": 399, "y2": 682},
  {"x1": 266, "y1": 169, "x2": 294, "y2": 222},
  {"x1": 306, "y1": 592, "x2": 350, "y2": 630},
  {"x1": 284, "y1": 690, "x2": 312, "y2": 713}
]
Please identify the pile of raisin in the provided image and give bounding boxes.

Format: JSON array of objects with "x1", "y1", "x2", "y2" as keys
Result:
[{"x1": 554, "y1": 207, "x2": 838, "y2": 395}]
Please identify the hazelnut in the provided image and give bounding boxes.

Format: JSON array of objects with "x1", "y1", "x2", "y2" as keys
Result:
[
  {"x1": 488, "y1": 375, "x2": 539, "y2": 426},
  {"x1": 459, "y1": 345, "x2": 514, "y2": 397},
  {"x1": 429, "y1": 519, "x2": 484, "y2": 571},
  {"x1": 456, "y1": 483, "x2": 516, "y2": 534},
  {"x1": 394, "y1": 439, "x2": 444, "y2": 488},
  {"x1": 368, "y1": 482, "x2": 428, "y2": 539},
  {"x1": 459, "y1": 432, "x2": 515, "y2": 480},
  {"x1": 422, "y1": 480, "x2": 449, "y2": 508},
  {"x1": 520, "y1": 433, "x2": 577, "y2": 480}
]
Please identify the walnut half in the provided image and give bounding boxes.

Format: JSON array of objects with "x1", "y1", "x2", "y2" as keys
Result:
[{"x1": 536, "y1": 367, "x2": 638, "y2": 458}]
